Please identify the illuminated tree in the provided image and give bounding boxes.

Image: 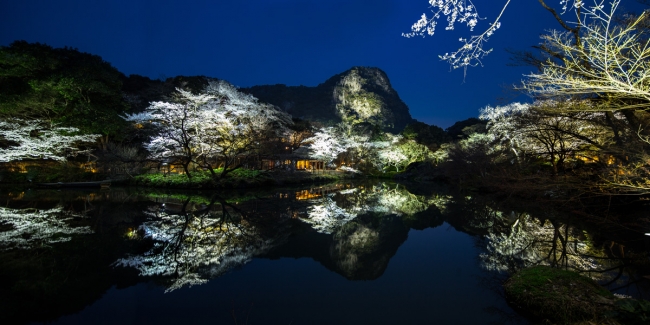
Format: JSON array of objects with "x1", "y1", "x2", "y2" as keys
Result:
[
  {"x1": 126, "y1": 101, "x2": 199, "y2": 178},
  {"x1": 377, "y1": 143, "x2": 408, "y2": 173},
  {"x1": 395, "y1": 139, "x2": 435, "y2": 166},
  {"x1": 198, "y1": 81, "x2": 292, "y2": 178},
  {"x1": 480, "y1": 102, "x2": 612, "y2": 174},
  {"x1": 478, "y1": 102, "x2": 530, "y2": 160},
  {"x1": 126, "y1": 80, "x2": 292, "y2": 179},
  {"x1": 405, "y1": 1, "x2": 602, "y2": 72},
  {"x1": 303, "y1": 127, "x2": 349, "y2": 167},
  {"x1": 520, "y1": 1, "x2": 650, "y2": 187},
  {"x1": 0, "y1": 119, "x2": 100, "y2": 162},
  {"x1": 522, "y1": 0, "x2": 650, "y2": 111}
]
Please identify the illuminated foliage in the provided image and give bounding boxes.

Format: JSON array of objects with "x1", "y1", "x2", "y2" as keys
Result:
[
  {"x1": 303, "y1": 127, "x2": 349, "y2": 166},
  {"x1": 523, "y1": 0, "x2": 650, "y2": 111},
  {"x1": 405, "y1": 1, "x2": 601, "y2": 72},
  {"x1": 0, "y1": 119, "x2": 100, "y2": 162},
  {"x1": 126, "y1": 80, "x2": 292, "y2": 179},
  {"x1": 0, "y1": 41, "x2": 128, "y2": 139},
  {"x1": 480, "y1": 101, "x2": 612, "y2": 174}
]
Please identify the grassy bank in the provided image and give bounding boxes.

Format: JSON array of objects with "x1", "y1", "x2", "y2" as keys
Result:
[
  {"x1": 504, "y1": 266, "x2": 649, "y2": 324},
  {"x1": 128, "y1": 169, "x2": 348, "y2": 189}
]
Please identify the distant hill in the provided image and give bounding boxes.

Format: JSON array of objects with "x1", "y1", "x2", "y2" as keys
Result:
[
  {"x1": 242, "y1": 67, "x2": 414, "y2": 132},
  {"x1": 122, "y1": 67, "x2": 415, "y2": 132}
]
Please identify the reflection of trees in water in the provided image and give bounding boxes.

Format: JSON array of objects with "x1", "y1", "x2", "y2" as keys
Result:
[
  {"x1": 479, "y1": 213, "x2": 624, "y2": 277},
  {"x1": 465, "y1": 199, "x2": 649, "y2": 293},
  {"x1": 441, "y1": 192, "x2": 649, "y2": 296},
  {"x1": 302, "y1": 183, "x2": 448, "y2": 234},
  {"x1": 0, "y1": 206, "x2": 92, "y2": 250},
  {"x1": 304, "y1": 196, "x2": 358, "y2": 234},
  {"x1": 115, "y1": 196, "x2": 288, "y2": 292}
]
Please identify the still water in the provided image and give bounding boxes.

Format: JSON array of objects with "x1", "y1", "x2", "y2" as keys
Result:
[{"x1": 0, "y1": 181, "x2": 647, "y2": 324}]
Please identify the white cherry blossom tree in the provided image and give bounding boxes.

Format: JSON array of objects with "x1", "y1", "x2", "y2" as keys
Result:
[
  {"x1": 480, "y1": 101, "x2": 613, "y2": 174},
  {"x1": 126, "y1": 80, "x2": 292, "y2": 179},
  {"x1": 303, "y1": 127, "x2": 349, "y2": 167},
  {"x1": 0, "y1": 119, "x2": 100, "y2": 162}
]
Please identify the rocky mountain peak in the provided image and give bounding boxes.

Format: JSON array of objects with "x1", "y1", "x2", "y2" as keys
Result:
[{"x1": 243, "y1": 67, "x2": 414, "y2": 132}]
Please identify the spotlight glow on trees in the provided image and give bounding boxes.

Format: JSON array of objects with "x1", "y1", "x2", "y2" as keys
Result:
[
  {"x1": 0, "y1": 119, "x2": 100, "y2": 162},
  {"x1": 405, "y1": 0, "x2": 598, "y2": 72},
  {"x1": 522, "y1": 0, "x2": 650, "y2": 110},
  {"x1": 126, "y1": 80, "x2": 292, "y2": 179}
]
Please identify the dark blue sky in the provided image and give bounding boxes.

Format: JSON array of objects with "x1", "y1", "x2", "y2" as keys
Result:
[{"x1": 1, "y1": 0, "x2": 646, "y2": 128}]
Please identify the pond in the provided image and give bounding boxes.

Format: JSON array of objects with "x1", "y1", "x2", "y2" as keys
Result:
[{"x1": 1, "y1": 181, "x2": 648, "y2": 324}]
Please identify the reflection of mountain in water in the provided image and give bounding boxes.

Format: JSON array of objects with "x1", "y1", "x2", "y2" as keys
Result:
[
  {"x1": 263, "y1": 184, "x2": 446, "y2": 280},
  {"x1": 330, "y1": 215, "x2": 409, "y2": 280}
]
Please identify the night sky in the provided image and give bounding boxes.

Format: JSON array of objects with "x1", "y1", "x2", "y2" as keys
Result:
[{"x1": 1, "y1": 0, "x2": 646, "y2": 128}]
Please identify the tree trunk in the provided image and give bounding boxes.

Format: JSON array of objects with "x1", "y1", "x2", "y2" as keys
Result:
[{"x1": 182, "y1": 161, "x2": 192, "y2": 180}]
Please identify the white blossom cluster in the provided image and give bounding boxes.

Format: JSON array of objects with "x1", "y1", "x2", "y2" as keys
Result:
[
  {"x1": 403, "y1": 0, "x2": 479, "y2": 39},
  {"x1": 405, "y1": 0, "x2": 593, "y2": 71},
  {"x1": 303, "y1": 127, "x2": 349, "y2": 166},
  {"x1": 0, "y1": 119, "x2": 100, "y2": 162},
  {"x1": 479, "y1": 102, "x2": 531, "y2": 159},
  {"x1": 559, "y1": 0, "x2": 583, "y2": 13},
  {"x1": 0, "y1": 206, "x2": 93, "y2": 249},
  {"x1": 125, "y1": 80, "x2": 292, "y2": 165}
]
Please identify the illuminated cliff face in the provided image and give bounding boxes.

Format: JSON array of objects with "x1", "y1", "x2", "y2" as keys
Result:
[
  {"x1": 243, "y1": 67, "x2": 415, "y2": 132},
  {"x1": 333, "y1": 68, "x2": 394, "y2": 128}
]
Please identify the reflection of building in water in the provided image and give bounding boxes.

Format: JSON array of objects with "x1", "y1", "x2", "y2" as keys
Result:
[
  {"x1": 295, "y1": 184, "x2": 346, "y2": 200},
  {"x1": 295, "y1": 190, "x2": 322, "y2": 200}
]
